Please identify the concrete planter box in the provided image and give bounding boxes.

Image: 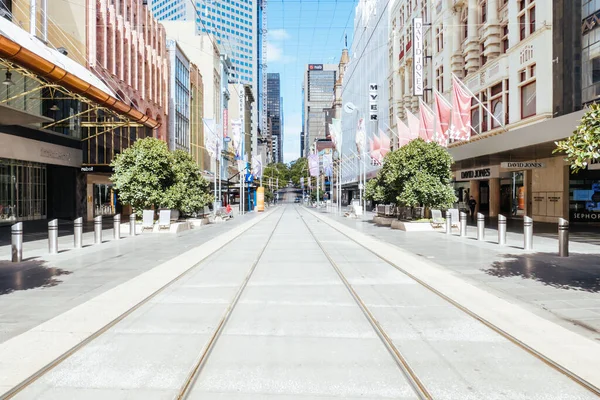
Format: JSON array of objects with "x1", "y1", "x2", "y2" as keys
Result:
[
  {"x1": 152, "y1": 221, "x2": 191, "y2": 234},
  {"x1": 373, "y1": 216, "x2": 395, "y2": 226},
  {"x1": 391, "y1": 220, "x2": 434, "y2": 232}
]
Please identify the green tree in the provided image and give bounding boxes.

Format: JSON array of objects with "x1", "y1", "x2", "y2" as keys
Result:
[
  {"x1": 164, "y1": 150, "x2": 212, "y2": 215},
  {"x1": 289, "y1": 157, "x2": 308, "y2": 186},
  {"x1": 110, "y1": 138, "x2": 174, "y2": 213},
  {"x1": 554, "y1": 104, "x2": 600, "y2": 172},
  {"x1": 366, "y1": 139, "x2": 456, "y2": 209},
  {"x1": 263, "y1": 162, "x2": 290, "y2": 189}
]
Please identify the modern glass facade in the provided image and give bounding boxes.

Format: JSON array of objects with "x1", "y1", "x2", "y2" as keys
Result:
[
  {"x1": 81, "y1": 108, "x2": 153, "y2": 166},
  {"x1": 267, "y1": 73, "x2": 281, "y2": 162},
  {"x1": 150, "y1": 0, "x2": 188, "y2": 21},
  {"x1": 0, "y1": 159, "x2": 46, "y2": 224},
  {"x1": 582, "y1": 0, "x2": 600, "y2": 104}
]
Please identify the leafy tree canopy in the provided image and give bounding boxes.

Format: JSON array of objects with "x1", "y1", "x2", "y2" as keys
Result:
[
  {"x1": 111, "y1": 138, "x2": 212, "y2": 215},
  {"x1": 263, "y1": 162, "x2": 290, "y2": 189},
  {"x1": 555, "y1": 104, "x2": 600, "y2": 172},
  {"x1": 289, "y1": 157, "x2": 308, "y2": 186},
  {"x1": 365, "y1": 139, "x2": 456, "y2": 209},
  {"x1": 110, "y1": 138, "x2": 174, "y2": 212}
]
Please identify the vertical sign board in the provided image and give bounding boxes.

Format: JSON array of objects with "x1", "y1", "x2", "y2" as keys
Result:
[
  {"x1": 257, "y1": 186, "x2": 265, "y2": 212},
  {"x1": 369, "y1": 83, "x2": 378, "y2": 121},
  {"x1": 413, "y1": 17, "x2": 424, "y2": 96}
]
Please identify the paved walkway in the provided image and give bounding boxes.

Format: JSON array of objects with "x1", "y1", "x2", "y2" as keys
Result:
[
  {"x1": 0, "y1": 211, "x2": 259, "y2": 344},
  {"x1": 7, "y1": 206, "x2": 598, "y2": 399},
  {"x1": 317, "y1": 207, "x2": 600, "y2": 342}
]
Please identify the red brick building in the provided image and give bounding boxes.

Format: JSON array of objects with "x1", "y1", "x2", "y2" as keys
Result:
[{"x1": 87, "y1": 0, "x2": 169, "y2": 141}]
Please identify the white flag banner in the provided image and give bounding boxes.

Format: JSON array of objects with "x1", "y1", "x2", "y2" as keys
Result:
[
  {"x1": 203, "y1": 118, "x2": 218, "y2": 159},
  {"x1": 231, "y1": 119, "x2": 242, "y2": 158},
  {"x1": 331, "y1": 118, "x2": 342, "y2": 153},
  {"x1": 252, "y1": 154, "x2": 263, "y2": 179},
  {"x1": 355, "y1": 117, "x2": 366, "y2": 157}
]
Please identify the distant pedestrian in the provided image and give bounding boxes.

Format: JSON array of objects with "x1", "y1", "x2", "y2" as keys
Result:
[{"x1": 468, "y1": 196, "x2": 477, "y2": 221}]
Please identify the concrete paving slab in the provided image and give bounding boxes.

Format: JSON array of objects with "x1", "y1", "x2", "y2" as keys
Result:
[{"x1": 192, "y1": 335, "x2": 417, "y2": 399}]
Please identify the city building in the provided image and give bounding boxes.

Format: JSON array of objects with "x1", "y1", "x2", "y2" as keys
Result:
[
  {"x1": 0, "y1": 1, "x2": 160, "y2": 223},
  {"x1": 267, "y1": 73, "x2": 282, "y2": 163},
  {"x1": 302, "y1": 63, "x2": 337, "y2": 157},
  {"x1": 150, "y1": 0, "x2": 259, "y2": 157},
  {"x1": 190, "y1": 63, "x2": 209, "y2": 172},
  {"x1": 85, "y1": 0, "x2": 169, "y2": 220},
  {"x1": 166, "y1": 40, "x2": 191, "y2": 152},
  {"x1": 387, "y1": 0, "x2": 584, "y2": 224},
  {"x1": 339, "y1": 0, "x2": 389, "y2": 205}
]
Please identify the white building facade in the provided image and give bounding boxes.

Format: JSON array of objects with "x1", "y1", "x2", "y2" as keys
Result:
[{"x1": 382, "y1": 0, "x2": 584, "y2": 224}]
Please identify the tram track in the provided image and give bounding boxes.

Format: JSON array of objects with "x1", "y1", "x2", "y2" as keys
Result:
[
  {"x1": 295, "y1": 206, "x2": 433, "y2": 400},
  {"x1": 299, "y1": 206, "x2": 600, "y2": 398},
  {"x1": 0, "y1": 207, "x2": 284, "y2": 400},
  {"x1": 174, "y1": 207, "x2": 286, "y2": 399}
]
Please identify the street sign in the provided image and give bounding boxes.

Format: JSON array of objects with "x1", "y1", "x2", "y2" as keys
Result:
[
  {"x1": 245, "y1": 173, "x2": 254, "y2": 183},
  {"x1": 224, "y1": 137, "x2": 232, "y2": 143}
]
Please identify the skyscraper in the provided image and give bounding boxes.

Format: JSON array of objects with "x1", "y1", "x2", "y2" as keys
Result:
[
  {"x1": 149, "y1": 0, "x2": 257, "y2": 86},
  {"x1": 303, "y1": 64, "x2": 337, "y2": 156},
  {"x1": 267, "y1": 73, "x2": 282, "y2": 163}
]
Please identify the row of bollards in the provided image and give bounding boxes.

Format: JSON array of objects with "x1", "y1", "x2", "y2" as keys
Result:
[
  {"x1": 10, "y1": 214, "x2": 136, "y2": 263},
  {"x1": 447, "y1": 211, "x2": 569, "y2": 257}
]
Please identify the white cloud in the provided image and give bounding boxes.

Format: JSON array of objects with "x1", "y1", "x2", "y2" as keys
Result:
[
  {"x1": 268, "y1": 29, "x2": 290, "y2": 41},
  {"x1": 267, "y1": 42, "x2": 295, "y2": 64}
]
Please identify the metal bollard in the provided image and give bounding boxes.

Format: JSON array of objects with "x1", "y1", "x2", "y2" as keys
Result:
[
  {"x1": 523, "y1": 216, "x2": 533, "y2": 250},
  {"x1": 498, "y1": 214, "x2": 507, "y2": 245},
  {"x1": 94, "y1": 215, "x2": 103, "y2": 244},
  {"x1": 460, "y1": 212, "x2": 467, "y2": 237},
  {"x1": 74, "y1": 217, "x2": 83, "y2": 248},
  {"x1": 130, "y1": 213, "x2": 136, "y2": 236},
  {"x1": 477, "y1": 213, "x2": 485, "y2": 241},
  {"x1": 113, "y1": 214, "x2": 121, "y2": 240},
  {"x1": 11, "y1": 222, "x2": 23, "y2": 263},
  {"x1": 446, "y1": 213, "x2": 452, "y2": 235},
  {"x1": 558, "y1": 218, "x2": 569, "y2": 257},
  {"x1": 48, "y1": 219, "x2": 58, "y2": 254}
]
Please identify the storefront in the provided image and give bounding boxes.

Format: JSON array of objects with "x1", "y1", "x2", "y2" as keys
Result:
[
  {"x1": 81, "y1": 166, "x2": 123, "y2": 221},
  {"x1": 0, "y1": 159, "x2": 46, "y2": 224},
  {"x1": 569, "y1": 167, "x2": 600, "y2": 223}
]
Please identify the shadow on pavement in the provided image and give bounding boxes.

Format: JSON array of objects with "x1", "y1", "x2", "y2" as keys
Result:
[
  {"x1": 483, "y1": 253, "x2": 600, "y2": 293},
  {"x1": 0, "y1": 260, "x2": 72, "y2": 295}
]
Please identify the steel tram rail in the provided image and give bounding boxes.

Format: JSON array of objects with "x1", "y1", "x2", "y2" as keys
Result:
[
  {"x1": 299, "y1": 206, "x2": 600, "y2": 397},
  {"x1": 1, "y1": 207, "x2": 284, "y2": 400},
  {"x1": 295, "y1": 207, "x2": 433, "y2": 400},
  {"x1": 174, "y1": 207, "x2": 286, "y2": 400}
]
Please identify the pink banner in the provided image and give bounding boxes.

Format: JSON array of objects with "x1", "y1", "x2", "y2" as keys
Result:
[
  {"x1": 449, "y1": 75, "x2": 473, "y2": 141},
  {"x1": 378, "y1": 128, "x2": 391, "y2": 160},
  {"x1": 405, "y1": 108, "x2": 421, "y2": 139},
  {"x1": 418, "y1": 100, "x2": 434, "y2": 142},
  {"x1": 434, "y1": 92, "x2": 452, "y2": 147},
  {"x1": 308, "y1": 154, "x2": 319, "y2": 177}
]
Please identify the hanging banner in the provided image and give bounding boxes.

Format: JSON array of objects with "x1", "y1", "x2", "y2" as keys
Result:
[
  {"x1": 356, "y1": 118, "x2": 366, "y2": 156},
  {"x1": 252, "y1": 154, "x2": 263, "y2": 179},
  {"x1": 413, "y1": 17, "x2": 424, "y2": 96},
  {"x1": 203, "y1": 118, "x2": 218, "y2": 159},
  {"x1": 223, "y1": 109, "x2": 229, "y2": 138},
  {"x1": 231, "y1": 119, "x2": 242, "y2": 158},
  {"x1": 323, "y1": 152, "x2": 333, "y2": 177},
  {"x1": 300, "y1": 176, "x2": 305, "y2": 190},
  {"x1": 308, "y1": 154, "x2": 319, "y2": 177}
]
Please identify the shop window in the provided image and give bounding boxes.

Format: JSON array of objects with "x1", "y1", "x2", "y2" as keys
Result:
[
  {"x1": 520, "y1": 81, "x2": 536, "y2": 118},
  {"x1": 94, "y1": 184, "x2": 116, "y2": 216}
]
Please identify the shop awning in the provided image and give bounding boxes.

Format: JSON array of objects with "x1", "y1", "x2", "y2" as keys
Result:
[
  {"x1": 0, "y1": 18, "x2": 159, "y2": 129},
  {"x1": 0, "y1": 103, "x2": 53, "y2": 125}
]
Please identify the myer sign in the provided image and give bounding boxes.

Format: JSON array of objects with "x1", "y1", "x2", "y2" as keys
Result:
[
  {"x1": 369, "y1": 83, "x2": 378, "y2": 121},
  {"x1": 413, "y1": 17, "x2": 424, "y2": 96},
  {"x1": 501, "y1": 162, "x2": 546, "y2": 169}
]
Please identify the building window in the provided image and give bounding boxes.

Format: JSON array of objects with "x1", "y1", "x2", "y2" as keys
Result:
[
  {"x1": 501, "y1": 25, "x2": 509, "y2": 53},
  {"x1": 518, "y1": 0, "x2": 536, "y2": 41},
  {"x1": 519, "y1": 64, "x2": 536, "y2": 119},
  {"x1": 436, "y1": 24, "x2": 444, "y2": 53},
  {"x1": 521, "y1": 81, "x2": 536, "y2": 118},
  {"x1": 436, "y1": 65, "x2": 444, "y2": 92},
  {"x1": 480, "y1": 43, "x2": 487, "y2": 66},
  {"x1": 481, "y1": 1, "x2": 487, "y2": 23}
]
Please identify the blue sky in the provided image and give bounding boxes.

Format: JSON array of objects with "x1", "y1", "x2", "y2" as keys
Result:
[{"x1": 267, "y1": 0, "x2": 357, "y2": 163}]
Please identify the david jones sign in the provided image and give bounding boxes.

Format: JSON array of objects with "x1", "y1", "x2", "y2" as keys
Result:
[
  {"x1": 500, "y1": 162, "x2": 545, "y2": 169},
  {"x1": 460, "y1": 168, "x2": 491, "y2": 180}
]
